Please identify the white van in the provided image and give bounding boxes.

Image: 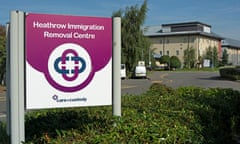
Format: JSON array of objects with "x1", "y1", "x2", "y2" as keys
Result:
[
  {"x1": 134, "y1": 65, "x2": 147, "y2": 78},
  {"x1": 121, "y1": 64, "x2": 126, "y2": 79}
]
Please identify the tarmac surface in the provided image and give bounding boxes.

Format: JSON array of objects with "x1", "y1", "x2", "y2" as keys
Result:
[{"x1": 122, "y1": 71, "x2": 240, "y2": 95}]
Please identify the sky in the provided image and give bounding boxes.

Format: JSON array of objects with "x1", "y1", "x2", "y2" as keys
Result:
[{"x1": 1, "y1": 0, "x2": 240, "y2": 40}]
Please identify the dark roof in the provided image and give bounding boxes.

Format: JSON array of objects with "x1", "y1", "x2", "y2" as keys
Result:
[
  {"x1": 162, "y1": 21, "x2": 211, "y2": 28},
  {"x1": 143, "y1": 25, "x2": 223, "y2": 40},
  {"x1": 222, "y1": 38, "x2": 240, "y2": 49}
]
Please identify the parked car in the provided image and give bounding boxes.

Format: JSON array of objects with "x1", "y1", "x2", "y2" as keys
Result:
[
  {"x1": 134, "y1": 65, "x2": 147, "y2": 79},
  {"x1": 121, "y1": 64, "x2": 126, "y2": 79}
]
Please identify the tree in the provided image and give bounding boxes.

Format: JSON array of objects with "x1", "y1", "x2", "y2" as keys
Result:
[
  {"x1": 170, "y1": 56, "x2": 181, "y2": 69},
  {"x1": 0, "y1": 24, "x2": 6, "y2": 85},
  {"x1": 183, "y1": 47, "x2": 196, "y2": 69},
  {"x1": 204, "y1": 46, "x2": 219, "y2": 67},
  {"x1": 159, "y1": 55, "x2": 170, "y2": 64},
  {"x1": 159, "y1": 55, "x2": 170, "y2": 69},
  {"x1": 222, "y1": 49, "x2": 228, "y2": 65},
  {"x1": 112, "y1": 0, "x2": 150, "y2": 72},
  {"x1": 212, "y1": 46, "x2": 219, "y2": 67},
  {"x1": 0, "y1": 25, "x2": 5, "y2": 36}
]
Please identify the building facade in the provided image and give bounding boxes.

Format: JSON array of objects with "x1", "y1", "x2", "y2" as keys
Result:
[
  {"x1": 222, "y1": 38, "x2": 240, "y2": 65},
  {"x1": 143, "y1": 22, "x2": 223, "y2": 67}
]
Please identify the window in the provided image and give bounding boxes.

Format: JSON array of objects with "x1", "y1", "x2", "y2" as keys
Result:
[
  {"x1": 166, "y1": 50, "x2": 169, "y2": 55},
  {"x1": 166, "y1": 39, "x2": 170, "y2": 43},
  {"x1": 176, "y1": 50, "x2": 179, "y2": 56},
  {"x1": 183, "y1": 38, "x2": 187, "y2": 43},
  {"x1": 159, "y1": 39, "x2": 163, "y2": 44},
  {"x1": 191, "y1": 37, "x2": 195, "y2": 42},
  {"x1": 160, "y1": 51, "x2": 163, "y2": 56}
]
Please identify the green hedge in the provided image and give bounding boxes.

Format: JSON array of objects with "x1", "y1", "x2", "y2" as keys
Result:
[
  {"x1": 1, "y1": 84, "x2": 240, "y2": 143},
  {"x1": 219, "y1": 67, "x2": 240, "y2": 80}
]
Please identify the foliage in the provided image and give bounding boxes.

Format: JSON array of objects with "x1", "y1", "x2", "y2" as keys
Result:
[
  {"x1": 183, "y1": 47, "x2": 196, "y2": 69},
  {"x1": 157, "y1": 55, "x2": 182, "y2": 70},
  {"x1": 0, "y1": 24, "x2": 5, "y2": 36},
  {"x1": 219, "y1": 67, "x2": 240, "y2": 80},
  {"x1": 0, "y1": 122, "x2": 9, "y2": 144},
  {"x1": 24, "y1": 108, "x2": 113, "y2": 143},
  {"x1": 221, "y1": 49, "x2": 229, "y2": 65},
  {"x1": 148, "y1": 82, "x2": 176, "y2": 96},
  {"x1": 180, "y1": 67, "x2": 219, "y2": 72},
  {"x1": 170, "y1": 56, "x2": 181, "y2": 69},
  {"x1": 177, "y1": 86, "x2": 240, "y2": 143},
  {"x1": 1, "y1": 84, "x2": 240, "y2": 143},
  {"x1": 0, "y1": 24, "x2": 6, "y2": 85},
  {"x1": 212, "y1": 46, "x2": 219, "y2": 67},
  {"x1": 159, "y1": 55, "x2": 170, "y2": 64},
  {"x1": 112, "y1": 0, "x2": 151, "y2": 72},
  {"x1": 204, "y1": 46, "x2": 219, "y2": 67}
]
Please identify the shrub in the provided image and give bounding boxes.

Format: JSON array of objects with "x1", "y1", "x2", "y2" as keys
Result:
[
  {"x1": 219, "y1": 67, "x2": 240, "y2": 80},
  {"x1": 170, "y1": 56, "x2": 181, "y2": 69},
  {"x1": 177, "y1": 87, "x2": 240, "y2": 143},
  {"x1": 0, "y1": 122, "x2": 9, "y2": 143},
  {"x1": 159, "y1": 55, "x2": 170, "y2": 64},
  {"x1": 147, "y1": 83, "x2": 175, "y2": 96},
  {"x1": 1, "y1": 84, "x2": 240, "y2": 143}
]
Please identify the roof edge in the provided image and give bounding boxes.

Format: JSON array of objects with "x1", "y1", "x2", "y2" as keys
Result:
[{"x1": 162, "y1": 21, "x2": 211, "y2": 28}]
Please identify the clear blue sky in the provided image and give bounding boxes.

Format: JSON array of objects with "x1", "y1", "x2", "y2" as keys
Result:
[{"x1": 1, "y1": 0, "x2": 240, "y2": 40}]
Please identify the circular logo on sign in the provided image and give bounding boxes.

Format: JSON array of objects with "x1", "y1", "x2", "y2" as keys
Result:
[{"x1": 45, "y1": 43, "x2": 94, "y2": 92}]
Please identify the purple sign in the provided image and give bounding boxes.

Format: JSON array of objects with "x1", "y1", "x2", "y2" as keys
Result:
[{"x1": 25, "y1": 13, "x2": 112, "y2": 109}]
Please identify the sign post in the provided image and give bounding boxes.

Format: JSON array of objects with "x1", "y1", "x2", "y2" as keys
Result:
[
  {"x1": 6, "y1": 22, "x2": 10, "y2": 136},
  {"x1": 113, "y1": 17, "x2": 121, "y2": 116},
  {"x1": 8, "y1": 10, "x2": 25, "y2": 143}
]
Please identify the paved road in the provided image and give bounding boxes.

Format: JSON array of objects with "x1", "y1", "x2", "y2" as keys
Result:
[
  {"x1": 121, "y1": 78, "x2": 152, "y2": 95},
  {"x1": 150, "y1": 71, "x2": 240, "y2": 91},
  {"x1": 122, "y1": 71, "x2": 240, "y2": 95}
]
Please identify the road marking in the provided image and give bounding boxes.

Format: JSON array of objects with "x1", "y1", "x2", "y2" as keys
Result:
[
  {"x1": 122, "y1": 85, "x2": 136, "y2": 89},
  {"x1": 151, "y1": 80, "x2": 163, "y2": 83},
  {"x1": 160, "y1": 73, "x2": 168, "y2": 79},
  {"x1": 158, "y1": 73, "x2": 173, "y2": 84}
]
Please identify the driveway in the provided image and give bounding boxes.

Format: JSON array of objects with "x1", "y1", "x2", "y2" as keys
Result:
[
  {"x1": 149, "y1": 71, "x2": 240, "y2": 91},
  {"x1": 122, "y1": 71, "x2": 240, "y2": 95}
]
